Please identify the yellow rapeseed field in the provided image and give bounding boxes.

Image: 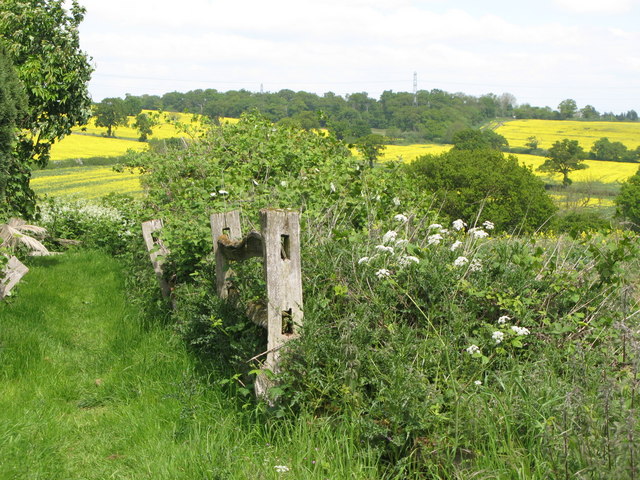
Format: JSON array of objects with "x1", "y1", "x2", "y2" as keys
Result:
[
  {"x1": 49, "y1": 134, "x2": 147, "y2": 161},
  {"x1": 496, "y1": 119, "x2": 640, "y2": 150},
  {"x1": 378, "y1": 143, "x2": 452, "y2": 163},
  {"x1": 31, "y1": 166, "x2": 142, "y2": 199},
  {"x1": 515, "y1": 153, "x2": 638, "y2": 183}
]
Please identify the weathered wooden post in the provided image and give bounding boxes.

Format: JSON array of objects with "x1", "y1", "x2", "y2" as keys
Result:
[
  {"x1": 141, "y1": 219, "x2": 171, "y2": 300},
  {"x1": 255, "y1": 209, "x2": 303, "y2": 397},
  {"x1": 0, "y1": 256, "x2": 29, "y2": 300},
  {"x1": 210, "y1": 211, "x2": 242, "y2": 299}
]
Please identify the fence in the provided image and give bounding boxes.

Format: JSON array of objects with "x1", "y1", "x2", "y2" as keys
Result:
[
  {"x1": 142, "y1": 208, "x2": 303, "y2": 398},
  {"x1": 0, "y1": 256, "x2": 28, "y2": 300}
]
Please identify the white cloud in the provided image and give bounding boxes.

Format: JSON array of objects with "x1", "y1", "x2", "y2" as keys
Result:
[{"x1": 553, "y1": 0, "x2": 636, "y2": 14}]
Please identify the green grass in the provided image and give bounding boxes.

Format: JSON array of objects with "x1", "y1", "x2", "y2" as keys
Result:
[{"x1": 0, "y1": 251, "x2": 379, "y2": 479}]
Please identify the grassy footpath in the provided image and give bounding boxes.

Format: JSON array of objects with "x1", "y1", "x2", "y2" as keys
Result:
[{"x1": 0, "y1": 251, "x2": 378, "y2": 479}]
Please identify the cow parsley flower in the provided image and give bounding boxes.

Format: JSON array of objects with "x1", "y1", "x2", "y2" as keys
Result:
[
  {"x1": 382, "y1": 230, "x2": 397, "y2": 244},
  {"x1": 511, "y1": 326, "x2": 530, "y2": 336},
  {"x1": 497, "y1": 315, "x2": 510, "y2": 324},
  {"x1": 395, "y1": 239, "x2": 408, "y2": 247},
  {"x1": 375, "y1": 245, "x2": 394, "y2": 254},
  {"x1": 399, "y1": 255, "x2": 420, "y2": 266},
  {"x1": 492, "y1": 331, "x2": 505, "y2": 344},
  {"x1": 466, "y1": 344, "x2": 480, "y2": 355},
  {"x1": 428, "y1": 223, "x2": 443, "y2": 230},
  {"x1": 358, "y1": 257, "x2": 370, "y2": 264},
  {"x1": 427, "y1": 233, "x2": 443, "y2": 245},
  {"x1": 454, "y1": 256, "x2": 469, "y2": 267},
  {"x1": 469, "y1": 258, "x2": 483, "y2": 272},
  {"x1": 394, "y1": 213, "x2": 408, "y2": 223},
  {"x1": 450, "y1": 240, "x2": 463, "y2": 251},
  {"x1": 376, "y1": 268, "x2": 392, "y2": 278},
  {"x1": 483, "y1": 220, "x2": 495, "y2": 230},
  {"x1": 452, "y1": 219, "x2": 467, "y2": 231},
  {"x1": 280, "y1": 181, "x2": 288, "y2": 187},
  {"x1": 209, "y1": 192, "x2": 217, "y2": 197},
  {"x1": 474, "y1": 380, "x2": 483, "y2": 386},
  {"x1": 392, "y1": 197, "x2": 401, "y2": 206},
  {"x1": 468, "y1": 228, "x2": 489, "y2": 239},
  {"x1": 274, "y1": 465, "x2": 290, "y2": 473},
  {"x1": 218, "y1": 189, "x2": 229, "y2": 195}
]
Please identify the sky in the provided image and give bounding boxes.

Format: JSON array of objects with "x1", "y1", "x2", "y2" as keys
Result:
[{"x1": 78, "y1": 0, "x2": 640, "y2": 113}]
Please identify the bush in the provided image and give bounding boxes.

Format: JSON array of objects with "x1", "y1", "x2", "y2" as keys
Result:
[
  {"x1": 407, "y1": 149, "x2": 557, "y2": 233},
  {"x1": 616, "y1": 166, "x2": 640, "y2": 230},
  {"x1": 553, "y1": 209, "x2": 612, "y2": 237}
]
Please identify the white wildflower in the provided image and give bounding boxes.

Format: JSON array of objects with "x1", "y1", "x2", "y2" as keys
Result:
[
  {"x1": 357, "y1": 257, "x2": 370, "y2": 264},
  {"x1": 497, "y1": 315, "x2": 510, "y2": 325},
  {"x1": 427, "y1": 233, "x2": 443, "y2": 246},
  {"x1": 210, "y1": 192, "x2": 217, "y2": 197},
  {"x1": 252, "y1": 179, "x2": 259, "y2": 186},
  {"x1": 492, "y1": 331, "x2": 505, "y2": 344},
  {"x1": 374, "y1": 195, "x2": 381, "y2": 202},
  {"x1": 453, "y1": 256, "x2": 469, "y2": 267},
  {"x1": 468, "y1": 228, "x2": 489, "y2": 239},
  {"x1": 375, "y1": 245, "x2": 394, "y2": 254},
  {"x1": 483, "y1": 220, "x2": 495, "y2": 230},
  {"x1": 375, "y1": 268, "x2": 392, "y2": 279},
  {"x1": 280, "y1": 181, "x2": 288, "y2": 187},
  {"x1": 394, "y1": 214, "x2": 408, "y2": 223},
  {"x1": 218, "y1": 189, "x2": 229, "y2": 195},
  {"x1": 511, "y1": 326, "x2": 531, "y2": 336},
  {"x1": 474, "y1": 380, "x2": 483, "y2": 386},
  {"x1": 439, "y1": 228, "x2": 450, "y2": 234},
  {"x1": 399, "y1": 255, "x2": 420, "y2": 266},
  {"x1": 466, "y1": 344, "x2": 480, "y2": 355},
  {"x1": 395, "y1": 239, "x2": 408, "y2": 247},
  {"x1": 392, "y1": 197, "x2": 401, "y2": 206},
  {"x1": 428, "y1": 223, "x2": 443, "y2": 230},
  {"x1": 452, "y1": 219, "x2": 467, "y2": 231},
  {"x1": 330, "y1": 182, "x2": 336, "y2": 192},
  {"x1": 274, "y1": 465, "x2": 290, "y2": 473},
  {"x1": 450, "y1": 240, "x2": 463, "y2": 251},
  {"x1": 382, "y1": 230, "x2": 397, "y2": 244},
  {"x1": 469, "y1": 258, "x2": 483, "y2": 272}
]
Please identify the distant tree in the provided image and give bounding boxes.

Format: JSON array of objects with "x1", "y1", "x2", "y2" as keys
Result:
[
  {"x1": 558, "y1": 99, "x2": 578, "y2": 119},
  {"x1": 590, "y1": 137, "x2": 630, "y2": 162},
  {"x1": 0, "y1": 48, "x2": 27, "y2": 218},
  {"x1": 408, "y1": 149, "x2": 556, "y2": 232},
  {"x1": 615, "y1": 167, "x2": 640, "y2": 230},
  {"x1": 123, "y1": 94, "x2": 143, "y2": 116},
  {"x1": 0, "y1": 0, "x2": 93, "y2": 218},
  {"x1": 451, "y1": 129, "x2": 508, "y2": 151},
  {"x1": 525, "y1": 136, "x2": 539, "y2": 150},
  {"x1": 132, "y1": 112, "x2": 157, "y2": 141},
  {"x1": 580, "y1": 105, "x2": 600, "y2": 119},
  {"x1": 498, "y1": 92, "x2": 517, "y2": 116},
  {"x1": 355, "y1": 134, "x2": 387, "y2": 168},
  {"x1": 94, "y1": 98, "x2": 129, "y2": 137},
  {"x1": 538, "y1": 139, "x2": 587, "y2": 186}
]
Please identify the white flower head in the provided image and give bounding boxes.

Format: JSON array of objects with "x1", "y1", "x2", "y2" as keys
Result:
[
  {"x1": 453, "y1": 219, "x2": 467, "y2": 231},
  {"x1": 375, "y1": 245, "x2": 394, "y2": 254},
  {"x1": 375, "y1": 268, "x2": 392, "y2": 279},
  {"x1": 474, "y1": 380, "x2": 483, "y2": 386},
  {"x1": 330, "y1": 182, "x2": 336, "y2": 193},
  {"x1": 274, "y1": 465, "x2": 290, "y2": 473},
  {"x1": 466, "y1": 344, "x2": 481, "y2": 355},
  {"x1": 395, "y1": 239, "x2": 408, "y2": 247},
  {"x1": 483, "y1": 220, "x2": 495, "y2": 230},
  {"x1": 511, "y1": 325, "x2": 531, "y2": 336},
  {"x1": 492, "y1": 331, "x2": 505, "y2": 344},
  {"x1": 218, "y1": 189, "x2": 229, "y2": 195},
  {"x1": 450, "y1": 240, "x2": 463, "y2": 251},
  {"x1": 453, "y1": 256, "x2": 469, "y2": 267},
  {"x1": 392, "y1": 197, "x2": 401, "y2": 206},
  {"x1": 497, "y1": 315, "x2": 510, "y2": 325},
  {"x1": 394, "y1": 213, "x2": 408, "y2": 223},
  {"x1": 428, "y1": 223, "x2": 443, "y2": 230},
  {"x1": 357, "y1": 256, "x2": 370, "y2": 264},
  {"x1": 469, "y1": 258, "x2": 483, "y2": 272},
  {"x1": 399, "y1": 255, "x2": 420, "y2": 266},
  {"x1": 210, "y1": 192, "x2": 217, "y2": 197},
  {"x1": 427, "y1": 233, "x2": 443, "y2": 246},
  {"x1": 382, "y1": 230, "x2": 398, "y2": 244},
  {"x1": 439, "y1": 228, "x2": 450, "y2": 235},
  {"x1": 469, "y1": 228, "x2": 489, "y2": 239}
]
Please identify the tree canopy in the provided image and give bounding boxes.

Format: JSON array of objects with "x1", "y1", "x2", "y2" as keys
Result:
[
  {"x1": 94, "y1": 97, "x2": 129, "y2": 137},
  {"x1": 0, "y1": 0, "x2": 93, "y2": 217},
  {"x1": 615, "y1": 167, "x2": 640, "y2": 231},
  {"x1": 537, "y1": 139, "x2": 587, "y2": 187}
]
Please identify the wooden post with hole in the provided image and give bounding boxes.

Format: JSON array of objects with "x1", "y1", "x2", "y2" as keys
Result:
[
  {"x1": 0, "y1": 256, "x2": 29, "y2": 300},
  {"x1": 141, "y1": 219, "x2": 171, "y2": 300},
  {"x1": 210, "y1": 211, "x2": 242, "y2": 299}
]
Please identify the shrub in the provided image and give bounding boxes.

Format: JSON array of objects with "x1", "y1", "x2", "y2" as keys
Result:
[{"x1": 616, "y1": 166, "x2": 640, "y2": 231}]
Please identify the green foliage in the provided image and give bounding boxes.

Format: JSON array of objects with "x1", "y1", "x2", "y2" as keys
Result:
[
  {"x1": 553, "y1": 210, "x2": 612, "y2": 237},
  {"x1": 94, "y1": 97, "x2": 129, "y2": 137},
  {"x1": 407, "y1": 149, "x2": 556, "y2": 232},
  {"x1": 615, "y1": 166, "x2": 640, "y2": 230},
  {"x1": 451, "y1": 128, "x2": 508, "y2": 151},
  {"x1": 0, "y1": 47, "x2": 27, "y2": 219},
  {"x1": 132, "y1": 112, "x2": 157, "y2": 142},
  {"x1": 538, "y1": 138, "x2": 588, "y2": 186},
  {"x1": 591, "y1": 137, "x2": 638, "y2": 162},
  {"x1": 0, "y1": 0, "x2": 93, "y2": 217},
  {"x1": 558, "y1": 98, "x2": 577, "y2": 119},
  {"x1": 354, "y1": 133, "x2": 387, "y2": 167}
]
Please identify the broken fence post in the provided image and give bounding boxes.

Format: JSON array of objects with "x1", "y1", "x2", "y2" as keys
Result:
[
  {"x1": 141, "y1": 219, "x2": 171, "y2": 300},
  {"x1": 210, "y1": 210, "x2": 242, "y2": 299},
  {"x1": 1, "y1": 256, "x2": 29, "y2": 300}
]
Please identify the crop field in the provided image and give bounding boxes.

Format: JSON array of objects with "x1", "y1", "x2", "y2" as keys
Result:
[
  {"x1": 379, "y1": 143, "x2": 451, "y2": 162},
  {"x1": 515, "y1": 153, "x2": 639, "y2": 183},
  {"x1": 495, "y1": 119, "x2": 640, "y2": 150},
  {"x1": 31, "y1": 166, "x2": 142, "y2": 199},
  {"x1": 49, "y1": 134, "x2": 147, "y2": 161}
]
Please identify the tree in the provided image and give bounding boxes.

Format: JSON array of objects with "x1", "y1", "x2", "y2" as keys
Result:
[
  {"x1": 132, "y1": 112, "x2": 157, "y2": 142},
  {"x1": 0, "y1": 0, "x2": 93, "y2": 217},
  {"x1": 94, "y1": 98, "x2": 129, "y2": 137},
  {"x1": 451, "y1": 129, "x2": 508, "y2": 151},
  {"x1": 615, "y1": 167, "x2": 640, "y2": 230},
  {"x1": 538, "y1": 139, "x2": 587, "y2": 186},
  {"x1": 355, "y1": 134, "x2": 387, "y2": 168},
  {"x1": 0, "y1": 47, "x2": 27, "y2": 219},
  {"x1": 580, "y1": 105, "x2": 600, "y2": 120},
  {"x1": 558, "y1": 99, "x2": 578, "y2": 119},
  {"x1": 525, "y1": 136, "x2": 539, "y2": 150},
  {"x1": 407, "y1": 149, "x2": 556, "y2": 232},
  {"x1": 590, "y1": 137, "x2": 630, "y2": 162}
]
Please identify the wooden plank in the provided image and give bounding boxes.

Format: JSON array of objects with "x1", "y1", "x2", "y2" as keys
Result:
[
  {"x1": 210, "y1": 211, "x2": 242, "y2": 299},
  {"x1": 141, "y1": 219, "x2": 171, "y2": 299},
  {"x1": 1, "y1": 256, "x2": 29, "y2": 299}
]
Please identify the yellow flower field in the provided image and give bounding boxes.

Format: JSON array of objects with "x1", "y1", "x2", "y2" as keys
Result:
[
  {"x1": 31, "y1": 166, "x2": 142, "y2": 199},
  {"x1": 49, "y1": 134, "x2": 147, "y2": 161},
  {"x1": 495, "y1": 119, "x2": 640, "y2": 150},
  {"x1": 380, "y1": 143, "x2": 451, "y2": 162},
  {"x1": 515, "y1": 153, "x2": 639, "y2": 183}
]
